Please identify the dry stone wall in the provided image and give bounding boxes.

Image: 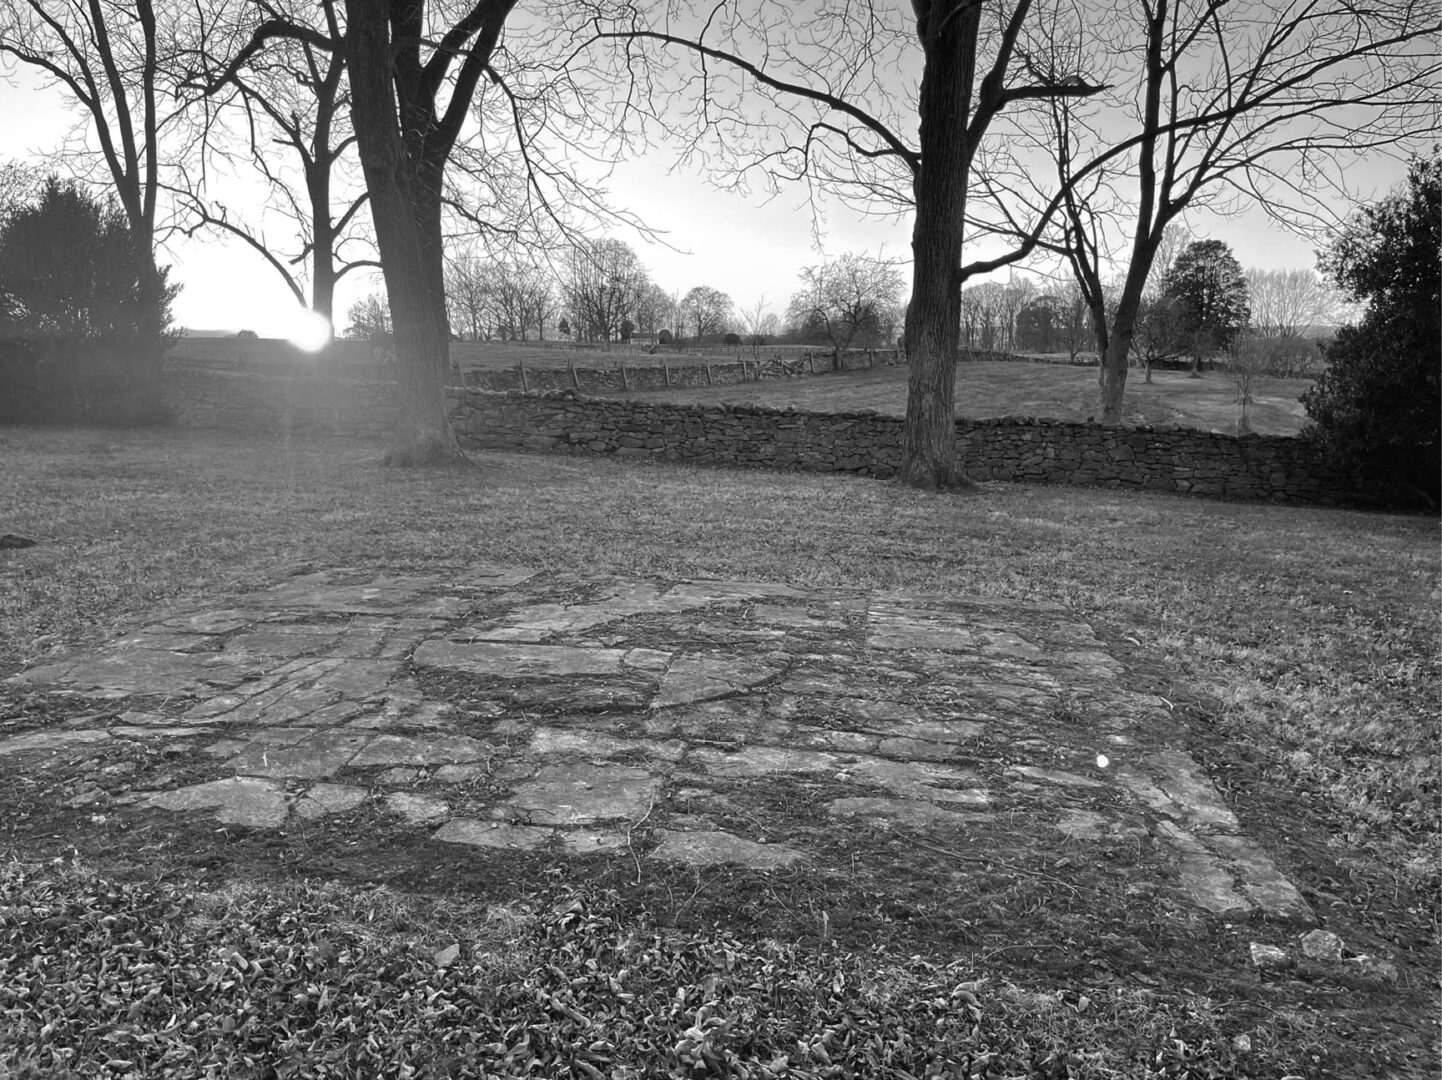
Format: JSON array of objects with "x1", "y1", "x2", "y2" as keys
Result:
[
  {"x1": 160, "y1": 357, "x2": 1366, "y2": 506},
  {"x1": 450, "y1": 390, "x2": 1367, "y2": 506}
]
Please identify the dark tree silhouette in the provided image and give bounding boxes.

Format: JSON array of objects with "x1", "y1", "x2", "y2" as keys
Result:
[
  {"x1": 1163, "y1": 240, "x2": 1250, "y2": 376},
  {"x1": 1303, "y1": 156, "x2": 1441, "y2": 505}
]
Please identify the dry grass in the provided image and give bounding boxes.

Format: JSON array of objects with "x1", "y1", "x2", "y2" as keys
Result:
[{"x1": 615, "y1": 360, "x2": 1315, "y2": 435}]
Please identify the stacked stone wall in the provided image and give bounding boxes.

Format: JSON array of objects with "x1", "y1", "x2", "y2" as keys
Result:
[
  {"x1": 160, "y1": 358, "x2": 1367, "y2": 506},
  {"x1": 449, "y1": 390, "x2": 1366, "y2": 506}
]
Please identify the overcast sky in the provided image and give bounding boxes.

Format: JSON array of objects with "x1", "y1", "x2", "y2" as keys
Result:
[{"x1": 0, "y1": 57, "x2": 1413, "y2": 339}]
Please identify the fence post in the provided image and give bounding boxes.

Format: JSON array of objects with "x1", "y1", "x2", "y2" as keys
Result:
[
  {"x1": 517, "y1": 357, "x2": 528, "y2": 392},
  {"x1": 663, "y1": 360, "x2": 671, "y2": 387},
  {"x1": 868, "y1": 349, "x2": 874, "y2": 368},
  {"x1": 705, "y1": 362, "x2": 713, "y2": 386},
  {"x1": 569, "y1": 357, "x2": 579, "y2": 390},
  {"x1": 620, "y1": 361, "x2": 630, "y2": 391}
]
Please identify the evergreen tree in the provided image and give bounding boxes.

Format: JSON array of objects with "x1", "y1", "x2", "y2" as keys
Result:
[
  {"x1": 1163, "y1": 240, "x2": 1251, "y2": 375},
  {"x1": 1302, "y1": 156, "x2": 1441, "y2": 505},
  {"x1": 0, "y1": 178, "x2": 178, "y2": 422}
]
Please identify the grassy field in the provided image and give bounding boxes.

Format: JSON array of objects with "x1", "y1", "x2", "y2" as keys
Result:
[
  {"x1": 615, "y1": 360, "x2": 1314, "y2": 435},
  {"x1": 1, "y1": 427, "x2": 1437, "y2": 1077}
]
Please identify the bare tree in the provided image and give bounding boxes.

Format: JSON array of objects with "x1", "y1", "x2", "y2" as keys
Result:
[
  {"x1": 445, "y1": 249, "x2": 492, "y2": 341},
  {"x1": 0, "y1": 160, "x2": 40, "y2": 222},
  {"x1": 175, "y1": 0, "x2": 375, "y2": 336},
  {"x1": 737, "y1": 296, "x2": 778, "y2": 358},
  {"x1": 560, "y1": 237, "x2": 649, "y2": 343},
  {"x1": 786, "y1": 253, "x2": 903, "y2": 369},
  {"x1": 0, "y1": 0, "x2": 179, "y2": 314},
  {"x1": 211, "y1": 0, "x2": 645, "y2": 464},
  {"x1": 1019, "y1": 0, "x2": 1439, "y2": 423},
  {"x1": 679, "y1": 285, "x2": 733, "y2": 341},
  {"x1": 633, "y1": 281, "x2": 673, "y2": 336},
  {"x1": 579, "y1": 2, "x2": 1107, "y2": 488},
  {"x1": 1246, "y1": 268, "x2": 1346, "y2": 339}
]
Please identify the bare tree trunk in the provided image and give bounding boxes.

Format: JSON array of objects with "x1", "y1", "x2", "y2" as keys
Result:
[
  {"x1": 344, "y1": 0, "x2": 458, "y2": 465},
  {"x1": 899, "y1": 1, "x2": 980, "y2": 490}
]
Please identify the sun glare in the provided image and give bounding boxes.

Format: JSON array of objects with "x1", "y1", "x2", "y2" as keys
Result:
[{"x1": 286, "y1": 309, "x2": 332, "y2": 353}]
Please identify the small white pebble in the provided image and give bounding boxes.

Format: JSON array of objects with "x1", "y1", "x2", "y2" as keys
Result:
[{"x1": 1096, "y1": 754, "x2": 1110, "y2": 769}]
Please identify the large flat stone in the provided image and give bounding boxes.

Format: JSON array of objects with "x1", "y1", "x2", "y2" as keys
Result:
[
  {"x1": 349, "y1": 733, "x2": 489, "y2": 767},
  {"x1": 144, "y1": 778, "x2": 289, "y2": 828},
  {"x1": 1118, "y1": 750, "x2": 1239, "y2": 831},
  {"x1": 1154, "y1": 821, "x2": 1250, "y2": 917},
  {"x1": 0, "y1": 729, "x2": 111, "y2": 755},
  {"x1": 689, "y1": 745, "x2": 840, "y2": 778},
  {"x1": 433, "y1": 818, "x2": 550, "y2": 850},
  {"x1": 652, "y1": 655, "x2": 784, "y2": 709},
  {"x1": 223, "y1": 732, "x2": 369, "y2": 779},
  {"x1": 650, "y1": 829, "x2": 804, "y2": 869},
  {"x1": 528, "y1": 727, "x2": 686, "y2": 762},
  {"x1": 504, "y1": 763, "x2": 660, "y2": 825},
  {"x1": 292, "y1": 783, "x2": 368, "y2": 819},
  {"x1": 385, "y1": 792, "x2": 451, "y2": 826},
  {"x1": 14, "y1": 649, "x2": 263, "y2": 695},
  {"x1": 413, "y1": 640, "x2": 630, "y2": 678},
  {"x1": 827, "y1": 798, "x2": 977, "y2": 828},
  {"x1": 866, "y1": 607, "x2": 977, "y2": 652}
]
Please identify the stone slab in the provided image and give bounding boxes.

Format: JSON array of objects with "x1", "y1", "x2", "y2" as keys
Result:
[
  {"x1": 385, "y1": 792, "x2": 451, "y2": 826},
  {"x1": 0, "y1": 729, "x2": 111, "y2": 755},
  {"x1": 350, "y1": 734, "x2": 490, "y2": 767},
  {"x1": 650, "y1": 829, "x2": 803, "y2": 869},
  {"x1": 1007, "y1": 765, "x2": 1107, "y2": 789},
  {"x1": 292, "y1": 783, "x2": 368, "y2": 819},
  {"x1": 433, "y1": 818, "x2": 550, "y2": 851},
  {"x1": 223, "y1": 733, "x2": 369, "y2": 779},
  {"x1": 413, "y1": 640, "x2": 630, "y2": 678},
  {"x1": 144, "y1": 777, "x2": 289, "y2": 828},
  {"x1": 827, "y1": 797, "x2": 977, "y2": 828},
  {"x1": 652, "y1": 654, "x2": 783, "y2": 709},
  {"x1": 504, "y1": 763, "x2": 659, "y2": 826}
]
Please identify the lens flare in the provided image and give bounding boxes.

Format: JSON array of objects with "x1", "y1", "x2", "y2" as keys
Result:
[{"x1": 286, "y1": 309, "x2": 332, "y2": 352}]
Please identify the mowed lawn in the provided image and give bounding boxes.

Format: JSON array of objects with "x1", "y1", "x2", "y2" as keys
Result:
[
  {"x1": 616, "y1": 360, "x2": 1315, "y2": 435},
  {"x1": 1, "y1": 426, "x2": 1437, "y2": 1076}
]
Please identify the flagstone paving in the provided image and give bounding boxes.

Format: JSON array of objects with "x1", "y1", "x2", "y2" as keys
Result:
[{"x1": 2, "y1": 564, "x2": 1314, "y2": 925}]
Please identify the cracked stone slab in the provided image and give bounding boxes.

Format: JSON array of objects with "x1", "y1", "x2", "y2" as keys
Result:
[
  {"x1": 652, "y1": 654, "x2": 784, "y2": 708},
  {"x1": 504, "y1": 763, "x2": 660, "y2": 826},
  {"x1": 866, "y1": 606, "x2": 978, "y2": 652},
  {"x1": 413, "y1": 640, "x2": 631, "y2": 678},
  {"x1": 433, "y1": 818, "x2": 550, "y2": 851},
  {"x1": 1203, "y1": 833, "x2": 1316, "y2": 925},
  {"x1": 1154, "y1": 821, "x2": 1251, "y2": 917},
  {"x1": 385, "y1": 792, "x2": 451, "y2": 826},
  {"x1": 293, "y1": 782, "x2": 367, "y2": 819},
  {"x1": 349, "y1": 733, "x2": 490, "y2": 767},
  {"x1": 651, "y1": 829, "x2": 804, "y2": 869},
  {"x1": 559, "y1": 829, "x2": 630, "y2": 854},
  {"x1": 827, "y1": 797, "x2": 979, "y2": 829},
  {"x1": 143, "y1": 777, "x2": 289, "y2": 828},
  {"x1": 1118, "y1": 749, "x2": 1239, "y2": 832},
  {"x1": 223, "y1": 732, "x2": 369, "y2": 779},
  {"x1": 1007, "y1": 765, "x2": 1107, "y2": 789},
  {"x1": 13, "y1": 649, "x2": 265, "y2": 696},
  {"x1": 0, "y1": 729, "x2": 112, "y2": 755},
  {"x1": 528, "y1": 727, "x2": 686, "y2": 762}
]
